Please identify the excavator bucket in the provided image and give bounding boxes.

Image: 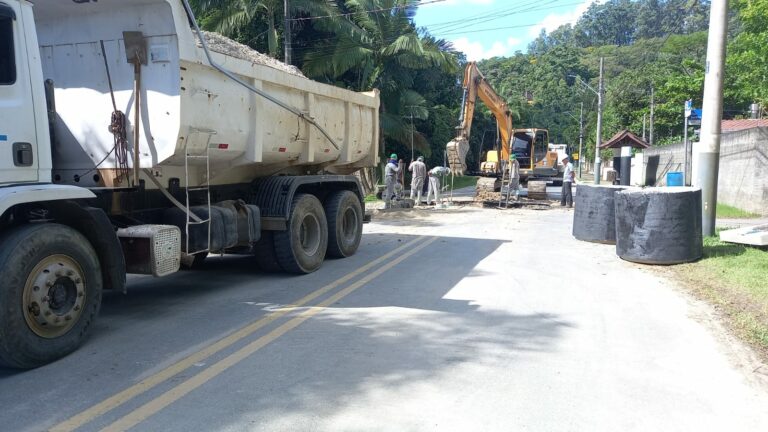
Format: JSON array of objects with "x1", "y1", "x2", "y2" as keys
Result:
[{"x1": 446, "y1": 137, "x2": 469, "y2": 176}]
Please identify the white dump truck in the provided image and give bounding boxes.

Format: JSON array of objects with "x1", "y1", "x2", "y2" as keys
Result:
[{"x1": 0, "y1": 0, "x2": 380, "y2": 368}]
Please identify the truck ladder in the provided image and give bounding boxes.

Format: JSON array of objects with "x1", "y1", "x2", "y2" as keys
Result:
[
  {"x1": 497, "y1": 161, "x2": 509, "y2": 209},
  {"x1": 183, "y1": 128, "x2": 216, "y2": 255},
  {"x1": 497, "y1": 161, "x2": 514, "y2": 209}
]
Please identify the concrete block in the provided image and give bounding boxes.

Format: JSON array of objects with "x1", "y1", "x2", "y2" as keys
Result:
[{"x1": 720, "y1": 224, "x2": 768, "y2": 246}]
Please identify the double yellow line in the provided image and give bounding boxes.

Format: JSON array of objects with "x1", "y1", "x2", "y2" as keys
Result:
[{"x1": 52, "y1": 235, "x2": 437, "y2": 432}]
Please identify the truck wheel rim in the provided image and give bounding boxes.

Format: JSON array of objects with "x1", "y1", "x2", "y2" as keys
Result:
[
  {"x1": 299, "y1": 214, "x2": 321, "y2": 256},
  {"x1": 341, "y1": 207, "x2": 358, "y2": 243},
  {"x1": 22, "y1": 255, "x2": 86, "y2": 339}
]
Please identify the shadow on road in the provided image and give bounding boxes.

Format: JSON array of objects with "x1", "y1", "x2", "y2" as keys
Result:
[
  {"x1": 0, "y1": 233, "x2": 570, "y2": 432},
  {"x1": 199, "y1": 235, "x2": 573, "y2": 430}
]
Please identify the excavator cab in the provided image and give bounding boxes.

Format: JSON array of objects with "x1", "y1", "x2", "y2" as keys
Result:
[
  {"x1": 512, "y1": 128, "x2": 559, "y2": 181},
  {"x1": 512, "y1": 129, "x2": 549, "y2": 170}
]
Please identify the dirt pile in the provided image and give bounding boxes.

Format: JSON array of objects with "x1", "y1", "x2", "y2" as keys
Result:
[{"x1": 195, "y1": 31, "x2": 305, "y2": 77}]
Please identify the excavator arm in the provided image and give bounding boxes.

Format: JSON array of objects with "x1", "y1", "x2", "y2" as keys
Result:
[{"x1": 447, "y1": 62, "x2": 514, "y2": 175}]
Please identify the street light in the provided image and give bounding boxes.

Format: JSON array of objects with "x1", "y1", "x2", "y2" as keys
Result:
[{"x1": 568, "y1": 57, "x2": 604, "y2": 184}]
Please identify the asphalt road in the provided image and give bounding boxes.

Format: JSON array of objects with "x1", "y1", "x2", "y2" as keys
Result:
[{"x1": 1, "y1": 206, "x2": 768, "y2": 432}]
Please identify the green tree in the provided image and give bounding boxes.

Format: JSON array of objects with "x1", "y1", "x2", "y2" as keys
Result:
[
  {"x1": 301, "y1": 0, "x2": 459, "y2": 155},
  {"x1": 726, "y1": 0, "x2": 768, "y2": 107},
  {"x1": 191, "y1": 0, "x2": 349, "y2": 59}
]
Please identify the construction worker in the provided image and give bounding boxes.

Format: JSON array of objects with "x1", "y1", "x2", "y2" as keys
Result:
[
  {"x1": 509, "y1": 153, "x2": 520, "y2": 200},
  {"x1": 561, "y1": 154, "x2": 575, "y2": 207},
  {"x1": 426, "y1": 166, "x2": 449, "y2": 205},
  {"x1": 409, "y1": 156, "x2": 427, "y2": 205},
  {"x1": 384, "y1": 153, "x2": 402, "y2": 205}
]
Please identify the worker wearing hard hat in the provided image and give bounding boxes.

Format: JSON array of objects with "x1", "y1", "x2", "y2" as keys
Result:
[
  {"x1": 384, "y1": 153, "x2": 402, "y2": 205},
  {"x1": 561, "y1": 154, "x2": 574, "y2": 208},
  {"x1": 409, "y1": 156, "x2": 427, "y2": 205},
  {"x1": 509, "y1": 154, "x2": 520, "y2": 200}
]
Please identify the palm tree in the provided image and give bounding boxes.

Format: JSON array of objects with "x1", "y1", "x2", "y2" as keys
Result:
[
  {"x1": 191, "y1": 0, "x2": 351, "y2": 59},
  {"x1": 302, "y1": 0, "x2": 458, "y2": 153}
]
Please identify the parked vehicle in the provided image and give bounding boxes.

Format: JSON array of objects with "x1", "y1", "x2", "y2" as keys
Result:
[{"x1": 0, "y1": 0, "x2": 379, "y2": 368}]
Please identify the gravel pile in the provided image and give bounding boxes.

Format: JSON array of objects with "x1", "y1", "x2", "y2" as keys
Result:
[{"x1": 195, "y1": 31, "x2": 305, "y2": 77}]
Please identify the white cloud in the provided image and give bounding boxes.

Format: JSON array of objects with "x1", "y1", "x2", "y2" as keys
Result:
[
  {"x1": 528, "y1": 0, "x2": 605, "y2": 37},
  {"x1": 452, "y1": 36, "x2": 522, "y2": 61}
]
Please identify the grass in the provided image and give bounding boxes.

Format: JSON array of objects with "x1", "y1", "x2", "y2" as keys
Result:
[
  {"x1": 673, "y1": 234, "x2": 768, "y2": 356},
  {"x1": 445, "y1": 175, "x2": 479, "y2": 190},
  {"x1": 717, "y1": 203, "x2": 760, "y2": 219},
  {"x1": 364, "y1": 194, "x2": 380, "y2": 203}
]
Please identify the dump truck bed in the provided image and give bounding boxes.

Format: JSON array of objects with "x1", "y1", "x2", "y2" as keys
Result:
[{"x1": 33, "y1": 0, "x2": 379, "y2": 188}]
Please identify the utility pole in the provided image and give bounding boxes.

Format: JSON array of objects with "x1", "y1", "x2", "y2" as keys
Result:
[
  {"x1": 578, "y1": 102, "x2": 584, "y2": 178},
  {"x1": 698, "y1": 0, "x2": 728, "y2": 236},
  {"x1": 642, "y1": 113, "x2": 647, "y2": 141},
  {"x1": 594, "y1": 57, "x2": 604, "y2": 185},
  {"x1": 409, "y1": 108, "x2": 415, "y2": 162},
  {"x1": 649, "y1": 86, "x2": 655, "y2": 146},
  {"x1": 683, "y1": 99, "x2": 691, "y2": 185},
  {"x1": 284, "y1": 0, "x2": 292, "y2": 65}
]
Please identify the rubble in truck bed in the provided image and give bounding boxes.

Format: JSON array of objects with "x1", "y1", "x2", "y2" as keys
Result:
[{"x1": 195, "y1": 31, "x2": 305, "y2": 77}]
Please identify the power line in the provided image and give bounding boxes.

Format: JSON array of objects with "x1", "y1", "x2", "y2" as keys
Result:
[
  {"x1": 288, "y1": 0, "x2": 448, "y2": 22},
  {"x1": 422, "y1": 0, "x2": 564, "y2": 31},
  {"x1": 424, "y1": 0, "x2": 562, "y2": 33},
  {"x1": 288, "y1": 1, "x2": 580, "y2": 57}
]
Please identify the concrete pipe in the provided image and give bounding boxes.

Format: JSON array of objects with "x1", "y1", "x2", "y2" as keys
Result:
[
  {"x1": 572, "y1": 184, "x2": 630, "y2": 244},
  {"x1": 614, "y1": 187, "x2": 703, "y2": 265}
]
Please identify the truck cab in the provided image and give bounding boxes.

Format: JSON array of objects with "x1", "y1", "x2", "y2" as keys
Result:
[{"x1": 0, "y1": 1, "x2": 51, "y2": 185}]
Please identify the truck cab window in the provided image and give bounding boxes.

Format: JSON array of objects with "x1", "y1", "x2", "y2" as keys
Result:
[{"x1": 0, "y1": 14, "x2": 16, "y2": 85}]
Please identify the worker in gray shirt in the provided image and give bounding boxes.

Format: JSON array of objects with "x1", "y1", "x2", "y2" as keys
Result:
[
  {"x1": 426, "y1": 166, "x2": 450, "y2": 205},
  {"x1": 561, "y1": 155, "x2": 574, "y2": 207},
  {"x1": 509, "y1": 154, "x2": 520, "y2": 200},
  {"x1": 384, "y1": 153, "x2": 402, "y2": 204},
  {"x1": 409, "y1": 156, "x2": 427, "y2": 205}
]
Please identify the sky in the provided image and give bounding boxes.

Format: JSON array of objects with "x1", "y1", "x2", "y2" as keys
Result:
[{"x1": 414, "y1": 0, "x2": 599, "y2": 61}]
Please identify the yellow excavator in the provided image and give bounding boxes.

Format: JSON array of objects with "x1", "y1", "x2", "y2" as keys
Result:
[
  {"x1": 446, "y1": 62, "x2": 512, "y2": 193},
  {"x1": 446, "y1": 62, "x2": 560, "y2": 192}
]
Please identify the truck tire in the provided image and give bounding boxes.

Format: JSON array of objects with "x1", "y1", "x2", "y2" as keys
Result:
[
  {"x1": 252, "y1": 231, "x2": 282, "y2": 272},
  {"x1": 274, "y1": 194, "x2": 328, "y2": 274},
  {"x1": 0, "y1": 224, "x2": 102, "y2": 369},
  {"x1": 324, "y1": 190, "x2": 363, "y2": 258}
]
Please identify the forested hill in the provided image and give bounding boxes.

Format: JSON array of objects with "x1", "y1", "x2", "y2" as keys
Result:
[
  {"x1": 191, "y1": 0, "x2": 766, "y2": 170},
  {"x1": 477, "y1": 0, "x2": 767, "y2": 164}
]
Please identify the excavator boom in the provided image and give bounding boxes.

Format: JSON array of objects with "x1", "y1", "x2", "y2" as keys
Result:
[{"x1": 446, "y1": 62, "x2": 514, "y2": 175}]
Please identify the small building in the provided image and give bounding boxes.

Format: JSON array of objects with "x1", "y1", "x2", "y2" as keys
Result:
[
  {"x1": 599, "y1": 130, "x2": 650, "y2": 185},
  {"x1": 599, "y1": 130, "x2": 651, "y2": 151}
]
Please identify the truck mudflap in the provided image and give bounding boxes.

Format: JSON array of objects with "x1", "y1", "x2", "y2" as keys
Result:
[{"x1": 47, "y1": 202, "x2": 127, "y2": 293}]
